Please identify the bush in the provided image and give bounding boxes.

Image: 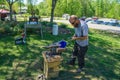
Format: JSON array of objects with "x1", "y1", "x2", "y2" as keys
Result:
[
  {"x1": 47, "y1": 22, "x2": 57, "y2": 27},
  {"x1": 41, "y1": 21, "x2": 49, "y2": 26},
  {"x1": 0, "y1": 24, "x2": 12, "y2": 34},
  {"x1": 0, "y1": 27, "x2": 5, "y2": 33},
  {"x1": 0, "y1": 21, "x2": 19, "y2": 35},
  {"x1": 58, "y1": 23, "x2": 67, "y2": 28},
  {"x1": 9, "y1": 21, "x2": 18, "y2": 27},
  {"x1": 18, "y1": 22, "x2": 24, "y2": 29}
]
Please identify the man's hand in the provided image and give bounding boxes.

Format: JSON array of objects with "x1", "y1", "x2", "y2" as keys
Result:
[
  {"x1": 71, "y1": 36, "x2": 88, "y2": 40},
  {"x1": 72, "y1": 36, "x2": 77, "y2": 40}
]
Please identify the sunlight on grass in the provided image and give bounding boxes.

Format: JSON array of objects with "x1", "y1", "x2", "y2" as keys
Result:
[{"x1": 0, "y1": 28, "x2": 120, "y2": 80}]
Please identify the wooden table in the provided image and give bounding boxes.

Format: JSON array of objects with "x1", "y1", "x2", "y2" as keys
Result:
[{"x1": 24, "y1": 22, "x2": 43, "y2": 38}]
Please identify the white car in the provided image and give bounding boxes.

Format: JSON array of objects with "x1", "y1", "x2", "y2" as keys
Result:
[
  {"x1": 108, "y1": 19, "x2": 118, "y2": 26},
  {"x1": 62, "y1": 14, "x2": 70, "y2": 20}
]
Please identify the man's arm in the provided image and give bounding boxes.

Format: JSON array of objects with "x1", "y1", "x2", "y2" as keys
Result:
[{"x1": 72, "y1": 36, "x2": 88, "y2": 40}]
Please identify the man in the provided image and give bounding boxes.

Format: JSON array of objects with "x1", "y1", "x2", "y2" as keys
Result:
[{"x1": 68, "y1": 15, "x2": 88, "y2": 73}]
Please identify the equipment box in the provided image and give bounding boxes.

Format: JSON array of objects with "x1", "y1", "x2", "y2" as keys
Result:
[{"x1": 42, "y1": 51, "x2": 62, "y2": 79}]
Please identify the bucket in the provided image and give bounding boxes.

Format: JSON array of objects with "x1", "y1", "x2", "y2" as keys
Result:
[
  {"x1": 52, "y1": 24, "x2": 58, "y2": 35},
  {"x1": 59, "y1": 40, "x2": 67, "y2": 48}
]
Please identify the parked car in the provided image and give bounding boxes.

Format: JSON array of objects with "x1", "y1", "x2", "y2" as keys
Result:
[
  {"x1": 92, "y1": 17, "x2": 98, "y2": 22},
  {"x1": 103, "y1": 21, "x2": 109, "y2": 25},
  {"x1": 108, "y1": 19, "x2": 119, "y2": 26},
  {"x1": 62, "y1": 14, "x2": 70, "y2": 20},
  {"x1": 85, "y1": 17, "x2": 92, "y2": 23},
  {"x1": 117, "y1": 24, "x2": 120, "y2": 27},
  {"x1": 96, "y1": 20, "x2": 103, "y2": 24}
]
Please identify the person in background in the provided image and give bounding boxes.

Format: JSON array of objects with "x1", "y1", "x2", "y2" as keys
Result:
[
  {"x1": 21, "y1": 30, "x2": 26, "y2": 43},
  {"x1": 29, "y1": 12, "x2": 38, "y2": 24},
  {"x1": 15, "y1": 30, "x2": 26, "y2": 45},
  {"x1": 67, "y1": 15, "x2": 89, "y2": 73}
]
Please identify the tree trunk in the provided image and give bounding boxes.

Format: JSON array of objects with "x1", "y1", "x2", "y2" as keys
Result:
[
  {"x1": 50, "y1": 5, "x2": 54, "y2": 23},
  {"x1": 50, "y1": 0, "x2": 57, "y2": 23},
  {"x1": 9, "y1": 4, "x2": 13, "y2": 21},
  {"x1": 6, "y1": 0, "x2": 18, "y2": 21}
]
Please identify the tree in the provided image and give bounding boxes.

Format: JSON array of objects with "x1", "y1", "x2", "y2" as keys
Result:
[
  {"x1": 27, "y1": 0, "x2": 38, "y2": 14},
  {"x1": 0, "y1": 0, "x2": 6, "y2": 21},
  {"x1": 0, "y1": 0, "x2": 5, "y2": 8},
  {"x1": 50, "y1": 0, "x2": 58, "y2": 23},
  {"x1": 37, "y1": 0, "x2": 120, "y2": 19},
  {"x1": 6, "y1": 0, "x2": 18, "y2": 21},
  {"x1": 19, "y1": 0, "x2": 24, "y2": 14},
  {"x1": 37, "y1": 2, "x2": 47, "y2": 16}
]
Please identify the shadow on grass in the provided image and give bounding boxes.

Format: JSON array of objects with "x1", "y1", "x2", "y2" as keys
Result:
[
  {"x1": 84, "y1": 34, "x2": 120, "y2": 80},
  {"x1": 49, "y1": 70, "x2": 91, "y2": 80},
  {"x1": 0, "y1": 36, "x2": 44, "y2": 80},
  {"x1": 0, "y1": 28, "x2": 120, "y2": 80},
  {"x1": 57, "y1": 30, "x2": 120, "y2": 80}
]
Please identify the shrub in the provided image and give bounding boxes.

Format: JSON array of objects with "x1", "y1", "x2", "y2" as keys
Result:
[
  {"x1": 9, "y1": 21, "x2": 18, "y2": 27},
  {"x1": 5, "y1": 25, "x2": 12, "y2": 33},
  {"x1": 0, "y1": 21, "x2": 17, "y2": 35},
  {"x1": 0, "y1": 27, "x2": 5, "y2": 33},
  {"x1": 17, "y1": 22, "x2": 24, "y2": 29},
  {"x1": 0, "y1": 25, "x2": 12, "y2": 34},
  {"x1": 58, "y1": 23, "x2": 67, "y2": 28},
  {"x1": 47, "y1": 22, "x2": 57, "y2": 27},
  {"x1": 41, "y1": 21, "x2": 49, "y2": 26}
]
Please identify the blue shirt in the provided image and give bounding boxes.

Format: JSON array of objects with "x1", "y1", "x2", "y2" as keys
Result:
[{"x1": 75, "y1": 20, "x2": 89, "y2": 47}]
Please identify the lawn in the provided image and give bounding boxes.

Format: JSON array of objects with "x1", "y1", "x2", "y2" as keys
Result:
[{"x1": 0, "y1": 24, "x2": 120, "y2": 80}]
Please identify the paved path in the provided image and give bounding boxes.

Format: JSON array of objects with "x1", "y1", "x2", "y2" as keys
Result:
[
  {"x1": 42, "y1": 18, "x2": 120, "y2": 34},
  {"x1": 87, "y1": 23, "x2": 120, "y2": 34}
]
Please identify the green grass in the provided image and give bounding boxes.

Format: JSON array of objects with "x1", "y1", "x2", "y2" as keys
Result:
[{"x1": 0, "y1": 27, "x2": 120, "y2": 80}]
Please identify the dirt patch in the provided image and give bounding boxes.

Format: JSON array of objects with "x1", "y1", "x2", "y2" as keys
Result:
[{"x1": 45, "y1": 27, "x2": 72, "y2": 34}]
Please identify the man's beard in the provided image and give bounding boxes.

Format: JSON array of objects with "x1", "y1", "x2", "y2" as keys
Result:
[{"x1": 74, "y1": 23, "x2": 79, "y2": 27}]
